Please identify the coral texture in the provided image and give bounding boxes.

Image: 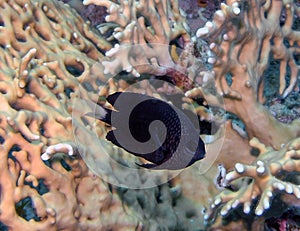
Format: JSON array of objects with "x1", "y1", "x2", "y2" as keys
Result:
[
  {"x1": 193, "y1": 0, "x2": 300, "y2": 149},
  {"x1": 0, "y1": 0, "x2": 216, "y2": 230},
  {"x1": 82, "y1": 0, "x2": 206, "y2": 90},
  {"x1": 206, "y1": 137, "x2": 300, "y2": 230},
  {"x1": 0, "y1": 0, "x2": 299, "y2": 230},
  {"x1": 192, "y1": 0, "x2": 300, "y2": 229},
  {"x1": 0, "y1": 0, "x2": 140, "y2": 230}
]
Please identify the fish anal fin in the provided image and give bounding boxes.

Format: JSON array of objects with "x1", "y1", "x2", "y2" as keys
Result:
[
  {"x1": 135, "y1": 162, "x2": 158, "y2": 169},
  {"x1": 106, "y1": 130, "x2": 121, "y2": 148}
]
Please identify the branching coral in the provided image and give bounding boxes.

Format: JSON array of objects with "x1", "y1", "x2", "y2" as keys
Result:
[
  {"x1": 205, "y1": 137, "x2": 300, "y2": 228},
  {"x1": 83, "y1": 0, "x2": 209, "y2": 90},
  {"x1": 0, "y1": 0, "x2": 219, "y2": 230},
  {"x1": 188, "y1": 0, "x2": 300, "y2": 229},
  {"x1": 191, "y1": 0, "x2": 300, "y2": 149}
]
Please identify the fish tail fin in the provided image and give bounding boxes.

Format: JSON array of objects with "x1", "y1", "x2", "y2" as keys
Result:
[
  {"x1": 84, "y1": 103, "x2": 112, "y2": 125},
  {"x1": 106, "y1": 92, "x2": 122, "y2": 106}
]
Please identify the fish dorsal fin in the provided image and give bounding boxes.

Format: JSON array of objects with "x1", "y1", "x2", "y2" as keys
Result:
[{"x1": 106, "y1": 92, "x2": 122, "y2": 106}]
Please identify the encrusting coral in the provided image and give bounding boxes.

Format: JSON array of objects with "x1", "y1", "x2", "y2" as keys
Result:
[{"x1": 0, "y1": 0, "x2": 142, "y2": 229}]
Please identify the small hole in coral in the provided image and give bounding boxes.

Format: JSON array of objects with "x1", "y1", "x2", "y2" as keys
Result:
[
  {"x1": 65, "y1": 62, "x2": 84, "y2": 77},
  {"x1": 39, "y1": 126, "x2": 45, "y2": 136},
  {"x1": 0, "y1": 88, "x2": 7, "y2": 94},
  {"x1": 294, "y1": 54, "x2": 300, "y2": 65},
  {"x1": 22, "y1": 23, "x2": 30, "y2": 30},
  {"x1": 64, "y1": 87, "x2": 74, "y2": 98},
  {"x1": 186, "y1": 209, "x2": 197, "y2": 218},
  {"x1": 20, "y1": 133, "x2": 32, "y2": 143},
  {"x1": 0, "y1": 136, "x2": 4, "y2": 144},
  {"x1": 8, "y1": 145, "x2": 21, "y2": 160},
  {"x1": 137, "y1": 196, "x2": 146, "y2": 209},
  {"x1": 0, "y1": 222, "x2": 8, "y2": 231},
  {"x1": 172, "y1": 200, "x2": 177, "y2": 207},
  {"x1": 280, "y1": 8, "x2": 286, "y2": 27},
  {"x1": 16, "y1": 197, "x2": 41, "y2": 221},
  {"x1": 15, "y1": 34, "x2": 26, "y2": 43},
  {"x1": 225, "y1": 73, "x2": 233, "y2": 86},
  {"x1": 43, "y1": 159, "x2": 51, "y2": 168},
  {"x1": 60, "y1": 159, "x2": 71, "y2": 171},
  {"x1": 156, "y1": 191, "x2": 163, "y2": 203},
  {"x1": 25, "y1": 179, "x2": 49, "y2": 195},
  {"x1": 250, "y1": 147, "x2": 260, "y2": 157},
  {"x1": 107, "y1": 183, "x2": 113, "y2": 193},
  {"x1": 47, "y1": 15, "x2": 59, "y2": 24}
]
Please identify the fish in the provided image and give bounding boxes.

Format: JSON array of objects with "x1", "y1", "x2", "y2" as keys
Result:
[{"x1": 85, "y1": 92, "x2": 206, "y2": 170}]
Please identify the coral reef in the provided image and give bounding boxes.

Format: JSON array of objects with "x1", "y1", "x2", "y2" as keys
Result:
[
  {"x1": 192, "y1": 0, "x2": 300, "y2": 229},
  {"x1": 193, "y1": 0, "x2": 300, "y2": 149},
  {"x1": 82, "y1": 0, "x2": 195, "y2": 87},
  {"x1": 0, "y1": 0, "x2": 139, "y2": 229},
  {"x1": 206, "y1": 137, "x2": 300, "y2": 230},
  {"x1": 0, "y1": 0, "x2": 299, "y2": 230},
  {"x1": 0, "y1": 0, "x2": 217, "y2": 230}
]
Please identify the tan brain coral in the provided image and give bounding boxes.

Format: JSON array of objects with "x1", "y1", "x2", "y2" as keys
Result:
[{"x1": 0, "y1": 0, "x2": 142, "y2": 229}]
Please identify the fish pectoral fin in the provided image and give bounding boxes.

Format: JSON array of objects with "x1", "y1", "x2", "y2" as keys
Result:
[
  {"x1": 85, "y1": 111, "x2": 96, "y2": 118},
  {"x1": 135, "y1": 162, "x2": 158, "y2": 169}
]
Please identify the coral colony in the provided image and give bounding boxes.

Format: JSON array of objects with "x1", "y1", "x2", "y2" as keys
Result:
[{"x1": 0, "y1": 0, "x2": 299, "y2": 230}]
